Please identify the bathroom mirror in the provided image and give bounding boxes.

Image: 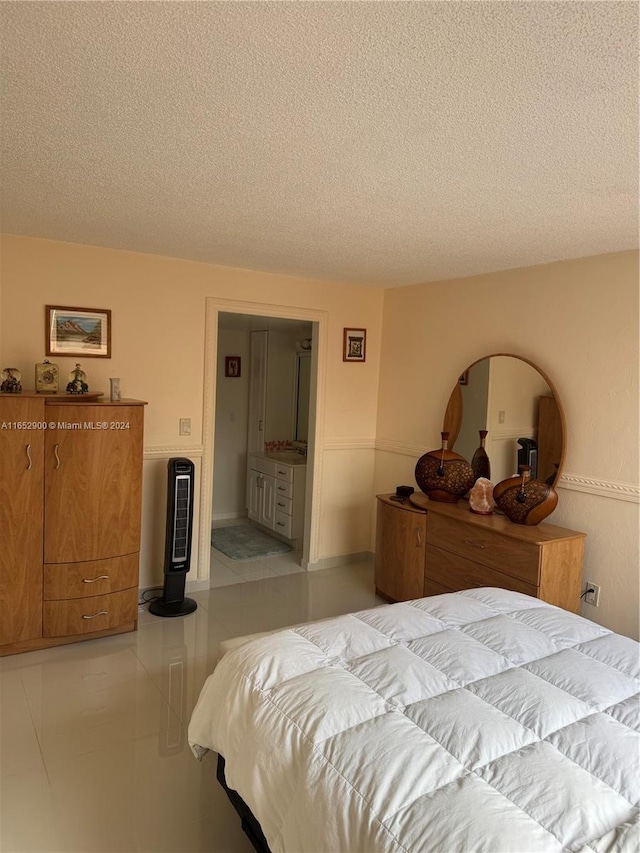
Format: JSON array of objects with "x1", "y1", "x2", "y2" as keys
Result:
[{"x1": 443, "y1": 354, "x2": 565, "y2": 486}]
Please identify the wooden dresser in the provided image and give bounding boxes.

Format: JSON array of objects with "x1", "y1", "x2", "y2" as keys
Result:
[
  {"x1": 0, "y1": 393, "x2": 146, "y2": 655},
  {"x1": 375, "y1": 493, "x2": 585, "y2": 612}
]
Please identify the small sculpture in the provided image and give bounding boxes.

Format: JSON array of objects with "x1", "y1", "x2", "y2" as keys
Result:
[
  {"x1": 469, "y1": 478, "x2": 495, "y2": 515},
  {"x1": 1, "y1": 367, "x2": 22, "y2": 393},
  {"x1": 66, "y1": 363, "x2": 89, "y2": 394}
]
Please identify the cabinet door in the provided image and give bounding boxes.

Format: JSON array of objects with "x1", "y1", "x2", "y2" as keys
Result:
[
  {"x1": 44, "y1": 405, "x2": 143, "y2": 563},
  {"x1": 0, "y1": 398, "x2": 44, "y2": 645},
  {"x1": 259, "y1": 474, "x2": 276, "y2": 529},
  {"x1": 374, "y1": 498, "x2": 426, "y2": 602},
  {"x1": 247, "y1": 468, "x2": 261, "y2": 521}
]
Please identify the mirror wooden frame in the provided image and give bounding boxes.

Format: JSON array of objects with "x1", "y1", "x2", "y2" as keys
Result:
[{"x1": 443, "y1": 353, "x2": 566, "y2": 485}]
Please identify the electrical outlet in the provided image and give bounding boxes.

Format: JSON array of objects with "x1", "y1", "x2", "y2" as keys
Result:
[
  {"x1": 498, "y1": 410, "x2": 506, "y2": 424},
  {"x1": 179, "y1": 418, "x2": 191, "y2": 436},
  {"x1": 584, "y1": 582, "x2": 601, "y2": 607}
]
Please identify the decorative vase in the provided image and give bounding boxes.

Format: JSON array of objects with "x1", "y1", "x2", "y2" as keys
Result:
[
  {"x1": 415, "y1": 431, "x2": 475, "y2": 503},
  {"x1": 471, "y1": 430, "x2": 491, "y2": 480},
  {"x1": 469, "y1": 477, "x2": 495, "y2": 515},
  {"x1": 493, "y1": 464, "x2": 558, "y2": 525}
]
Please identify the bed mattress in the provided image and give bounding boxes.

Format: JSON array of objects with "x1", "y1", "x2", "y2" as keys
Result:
[{"x1": 188, "y1": 588, "x2": 640, "y2": 852}]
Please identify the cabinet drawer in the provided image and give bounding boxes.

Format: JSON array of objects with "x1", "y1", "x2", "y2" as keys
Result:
[
  {"x1": 426, "y1": 545, "x2": 539, "y2": 598},
  {"x1": 428, "y1": 514, "x2": 540, "y2": 585},
  {"x1": 423, "y1": 578, "x2": 456, "y2": 598},
  {"x1": 274, "y1": 479, "x2": 293, "y2": 500},
  {"x1": 44, "y1": 553, "x2": 139, "y2": 600},
  {"x1": 274, "y1": 464, "x2": 294, "y2": 483},
  {"x1": 43, "y1": 588, "x2": 138, "y2": 638},
  {"x1": 274, "y1": 511, "x2": 293, "y2": 538},
  {"x1": 274, "y1": 494, "x2": 293, "y2": 516}
]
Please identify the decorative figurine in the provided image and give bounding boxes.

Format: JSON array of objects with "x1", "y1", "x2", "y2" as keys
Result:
[
  {"x1": 35, "y1": 359, "x2": 59, "y2": 393},
  {"x1": 1, "y1": 367, "x2": 22, "y2": 393},
  {"x1": 66, "y1": 363, "x2": 89, "y2": 394}
]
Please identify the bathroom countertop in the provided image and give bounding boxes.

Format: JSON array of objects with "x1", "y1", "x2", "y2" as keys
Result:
[{"x1": 249, "y1": 450, "x2": 307, "y2": 466}]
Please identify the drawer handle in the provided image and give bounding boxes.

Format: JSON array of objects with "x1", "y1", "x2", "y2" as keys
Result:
[
  {"x1": 277, "y1": 469, "x2": 286, "y2": 475},
  {"x1": 463, "y1": 577, "x2": 483, "y2": 588},
  {"x1": 82, "y1": 610, "x2": 108, "y2": 619},
  {"x1": 26, "y1": 444, "x2": 32, "y2": 470},
  {"x1": 277, "y1": 501, "x2": 286, "y2": 507},
  {"x1": 277, "y1": 486, "x2": 286, "y2": 491},
  {"x1": 82, "y1": 575, "x2": 110, "y2": 584},
  {"x1": 276, "y1": 522, "x2": 285, "y2": 527},
  {"x1": 464, "y1": 539, "x2": 485, "y2": 549},
  {"x1": 54, "y1": 443, "x2": 61, "y2": 469},
  {"x1": 416, "y1": 526, "x2": 422, "y2": 547}
]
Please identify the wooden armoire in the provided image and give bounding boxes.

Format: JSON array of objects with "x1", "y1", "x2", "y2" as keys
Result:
[{"x1": 0, "y1": 393, "x2": 146, "y2": 656}]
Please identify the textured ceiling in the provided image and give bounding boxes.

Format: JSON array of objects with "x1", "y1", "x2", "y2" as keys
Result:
[{"x1": 1, "y1": 2, "x2": 637, "y2": 287}]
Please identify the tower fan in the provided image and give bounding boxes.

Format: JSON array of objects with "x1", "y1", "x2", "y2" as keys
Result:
[{"x1": 150, "y1": 458, "x2": 198, "y2": 617}]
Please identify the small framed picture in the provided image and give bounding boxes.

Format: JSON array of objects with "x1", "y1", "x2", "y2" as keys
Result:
[
  {"x1": 343, "y1": 328, "x2": 366, "y2": 362},
  {"x1": 459, "y1": 370, "x2": 469, "y2": 386},
  {"x1": 225, "y1": 356, "x2": 241, "y2": 377},
  {"x1": 46, "y1": 305, "x2": 111, "y2": 358}
]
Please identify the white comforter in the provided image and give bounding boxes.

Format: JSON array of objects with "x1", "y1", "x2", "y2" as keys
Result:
[{"x1": 188, "y1": 588, "x2": 639, "y2": 853}]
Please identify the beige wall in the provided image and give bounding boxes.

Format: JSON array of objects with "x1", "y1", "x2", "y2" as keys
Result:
[
  {"x1": 0, "y1": 235, "x2": 384, "y2": 585},
  {"x1": 376, "y1": 251, "x2": 639, "y2": 639}
]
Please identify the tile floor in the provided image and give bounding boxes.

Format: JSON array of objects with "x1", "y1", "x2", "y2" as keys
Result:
[{"x1": 0, "y1": 523, "x2": 384, "y2": 853}]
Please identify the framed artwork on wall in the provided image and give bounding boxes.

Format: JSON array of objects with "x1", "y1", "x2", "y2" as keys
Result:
[
  {"x1": 343, "y1": 328, "x2": 366, "y2": 362},
  {"x1": 225, "y1": 356, "x2": 241, "y2": 377},
  {"x1": 46, "y1": 305, "x2": 111, "y2": 358}
]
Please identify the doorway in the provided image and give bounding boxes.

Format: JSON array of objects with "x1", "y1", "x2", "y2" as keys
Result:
[{"x1": 197, "y1": 299, "x2": 327, "y2": 584}]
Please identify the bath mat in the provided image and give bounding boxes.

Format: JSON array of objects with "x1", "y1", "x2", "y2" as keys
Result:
[{"x1": 211, "y1": 525, "x2": 292, "y2": 561}]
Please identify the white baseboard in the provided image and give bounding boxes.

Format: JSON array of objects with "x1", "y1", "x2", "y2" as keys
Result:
[
  {"x1": 212, "y1": 511, "x2": 248, "y2": 521},
  {"x1": 304, "y1": 551, "x2": 374, "y2": 572}
]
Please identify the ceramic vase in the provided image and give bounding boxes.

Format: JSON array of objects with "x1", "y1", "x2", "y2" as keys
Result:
[
  {"x1": 493, "y1": 464, "x2": 558, "y2": 525},
  {"x1": 471, "y1": 430, "x2": 491, "y2": 480},
  {"x1": 415, "y1": 431, "x2": 475, "y2": 503}
]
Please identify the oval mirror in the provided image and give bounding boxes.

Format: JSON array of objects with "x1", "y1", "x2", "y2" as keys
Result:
[{"x1": 443, "y1": 354, "x2": 565, "y2": 487}]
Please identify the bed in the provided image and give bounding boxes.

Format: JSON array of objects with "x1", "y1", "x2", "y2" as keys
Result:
[{"x1": 188, "y1": 588, "x2": 639, "y2": 852}]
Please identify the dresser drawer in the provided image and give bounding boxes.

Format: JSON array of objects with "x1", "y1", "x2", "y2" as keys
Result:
[
  {"x1": 426, "y1": 545, "x2": 539, "y2": 598},
  {"x1": 43, "y1": 588, "x2": 138, "y2": 638},
  {"x1": 274, "y1": 511, "x2": 293, "y2": 538},
  {"x1": 428, "y1": 514, "x2": 540, "y2": 585},
  {"x1": 44, "y1": 553, "x2": 139, "y2": 600}
]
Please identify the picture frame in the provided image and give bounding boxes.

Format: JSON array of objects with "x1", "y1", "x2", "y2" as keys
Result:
[
  {"x1": 225, "y1": 356, "x2": 241, "y2": 378},
  {"x1": 46, "y1": 305, "x2": 111, "y2": 359},
  {"x1": 343, "y1": 328, "x2": 366, "y2": 362},
  {"x1": 459, "y1": 370, "x2": 469, "y2": 386}
]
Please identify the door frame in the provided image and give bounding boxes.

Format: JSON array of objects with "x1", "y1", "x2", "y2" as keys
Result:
[{"x1": 198, "y1": 297, "x2": 327, "y2": 581}]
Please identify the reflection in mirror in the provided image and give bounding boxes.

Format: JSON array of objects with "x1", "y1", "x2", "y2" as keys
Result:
[
  {"x1": 443, "y1": 355, "x2": 564, "y2": 486},
  {"x1": 294, "y1": 352, "x2": 311, "y2": 441}
]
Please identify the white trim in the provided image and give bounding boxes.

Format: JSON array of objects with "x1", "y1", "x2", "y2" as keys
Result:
[
  {"x1": 376, "y1": 438, "x2": 425, "y2": 457},
  {"x1": 200, "y1": 297, "x2": 329, "y2": 583},
  {"x1": 304, "y1": 551, "x2": 374, "y2": 572},
  {"x1": 323, "y1": 437, "x2": 376, "y2": 451},
  {"x1": 144, "y1": 444, "x2": 203, "y2": 460},
  {"x1": 559, "y1": 473, "x2": 640, "y2": 503}
]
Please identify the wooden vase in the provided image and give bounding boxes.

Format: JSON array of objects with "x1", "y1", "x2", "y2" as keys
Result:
[
  {"x1": 493, "y1": 464, "x2": 558, "y2": 525},
  {"x1": 415, "y1": 432, "x2": 475, "y2": 503},
  {"x1": 471, "y1": 430, "x2": 491, "y2": 480}
]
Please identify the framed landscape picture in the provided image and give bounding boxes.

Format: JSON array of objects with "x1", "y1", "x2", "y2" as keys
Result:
[{"x1": 46, "y1": 305, "x2": 111, "y2": 358}]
